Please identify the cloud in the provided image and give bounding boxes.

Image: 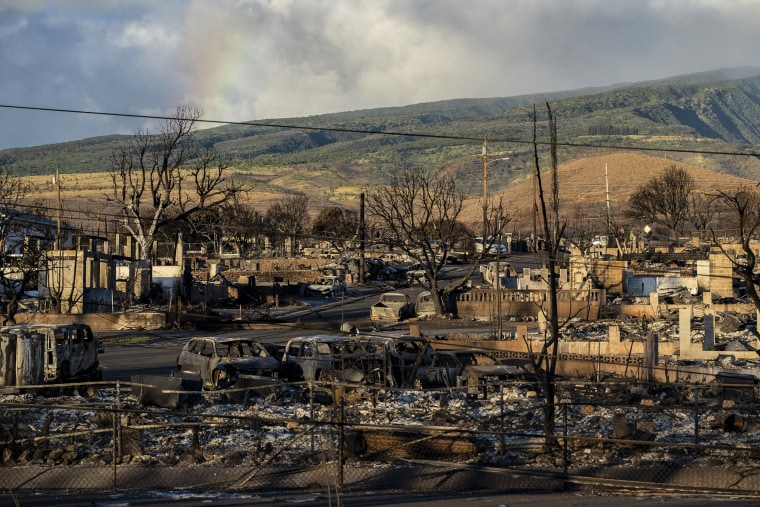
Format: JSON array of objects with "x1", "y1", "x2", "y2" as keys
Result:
[{"x1": 0, "y1": 0, "x2": 759, "y2": 149}]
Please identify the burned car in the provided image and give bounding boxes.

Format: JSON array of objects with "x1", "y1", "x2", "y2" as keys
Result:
[
  {"x1": 348, "y1": 334, "x2": 432, "y2": 387},
  {"x1": 281, "y1": 334, "x2": 433, "y2": 387},
  {"x1": 0, "y1": 323, "x2": 102, "y2": 385},
  {"x1": 414, "y1": 291, "x2": 436, "y2": 318},
  {"x1": 414, "y1": 349, "x2": 524, "y2": 393},
  {"x1": 176, "y1": 336, "x2": 280, "y2": 390},
  {"x1": 280, "y1": 335, "x2": 356, "y2": 382},
  {"x1": 370, "y1": 292, "x2": 415, "y2": 321},
  {"x1": 306, "y1": 275, "x2": 347, "y2": 297}
]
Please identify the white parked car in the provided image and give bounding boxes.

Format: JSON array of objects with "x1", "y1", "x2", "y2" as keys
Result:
[
  {"x1": 473, "y1": 237, "x2": 507, "y2": 256},
  {"x1": 306, "y1": 275, "x2": 347, "y2": 297}
]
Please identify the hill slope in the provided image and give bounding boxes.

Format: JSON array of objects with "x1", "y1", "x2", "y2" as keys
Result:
[
  {"x1": 459, "y1": 152, "x2": 756, "y2": 229},
  {"x1": 4, "y1": 67, "x2": 760, "y2": 231}
]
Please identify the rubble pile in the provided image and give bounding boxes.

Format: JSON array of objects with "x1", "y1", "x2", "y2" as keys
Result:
[{"x1": 2, "y1": 378, "x2": 760, "y2": 473}]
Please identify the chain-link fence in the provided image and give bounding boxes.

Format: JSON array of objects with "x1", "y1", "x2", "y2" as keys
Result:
[{"x1": 2, "y1": 376, "x2": 760, "y2": 497}]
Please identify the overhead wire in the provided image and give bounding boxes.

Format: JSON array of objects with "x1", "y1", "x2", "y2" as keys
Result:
[
  {"x1": 2, "y1": 102, "x2": 758, "y2": 257},
  {"x1": 2, "y1": 103, "x2": 760, "y2": 157}
]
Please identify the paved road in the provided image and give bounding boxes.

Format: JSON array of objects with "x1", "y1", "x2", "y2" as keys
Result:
[{"x1": 97, "y1": 263, "x2": 510, "y2": 383}]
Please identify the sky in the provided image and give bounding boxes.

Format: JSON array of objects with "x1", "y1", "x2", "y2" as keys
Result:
[{"x1": 0, "y1": 0, "x2": 759, "y2": 150}]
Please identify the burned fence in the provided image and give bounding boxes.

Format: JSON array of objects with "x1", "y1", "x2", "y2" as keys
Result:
[{"x1": 2, "y1": 377, "x2": 760, "y2": 498}]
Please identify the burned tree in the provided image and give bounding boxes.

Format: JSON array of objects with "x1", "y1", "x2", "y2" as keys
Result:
[
  {"x1": 0, "y1": 168, "x2": 43, "y2": 323},
  {"x1": 710, "y1": 185, "x2": 760, "y2": 322},
  {"x1": 687, "y1": 191, "x2": 716, "y2": 242},
  {"x1": 626, "y1": 165, "x2": 695, "y2": 240},
  {"x1": 366, "y1": 166, "x2": 469, "y2": 316},
  {"x1": 311, "y1": 206, "x2": 360, "y2": 255},
  {"x1": 107, "y1": 105, "x2": 242, "y2": 261},
  {"x1": 264, "y1": 193, "x2": 310, "y2": 257},
  {"x1": 527, "y1": 103, "x2": 566, "y2": 443},
  {"x1": 217, "y1": 200, "x2": 265, "y2": 259}
]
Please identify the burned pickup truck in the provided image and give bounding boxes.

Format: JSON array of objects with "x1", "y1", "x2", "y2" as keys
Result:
[
  {"x1": 370, "y1": 292, "x2": 416, "y2": 321},
  {"x1": 0, "y1": 323, "x2": 102, "y2": 386}
]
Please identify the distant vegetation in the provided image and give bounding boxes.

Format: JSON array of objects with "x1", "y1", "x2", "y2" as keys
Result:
[
  {"x1": 3, "y1": 66, "x2": 760, "y2": 201},
  {"x1": 587, "y1": 124, "x2": 639, "y2": 136}
]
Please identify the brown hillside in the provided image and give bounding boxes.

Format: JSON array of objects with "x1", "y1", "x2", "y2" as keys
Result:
[
  {"x1": 22, "y1": 152, "x2": 757, "y2": 238},
  {"x1": 461, "y1": 152, "x2": 757, "y2": 231}
]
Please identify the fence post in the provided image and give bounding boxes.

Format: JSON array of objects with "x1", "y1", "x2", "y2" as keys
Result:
[
  {"x1": 694, "y1": 383, "x2": 699, "y2": 445},
  {"x1": 310, "y1": 381, "x2": 315, "y2": 453},
  {"x1": 500, "y1": 382, "x2": 505, "y2": 453},
  {"x1": 113, "y1": 380, "x2": 121, "y2": 487},
  {"x1": 339, "y1": 397, "x2": 345, "y2": 488},
  {"x1": 563, "y1": 403, "x2": 568, "y2": 475}
]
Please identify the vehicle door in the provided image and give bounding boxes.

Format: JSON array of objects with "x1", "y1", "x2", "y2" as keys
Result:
[
  {"x1": 432, "y1": 353, "x2": 461, "y2": 387},
  {"x1": 298, "y1": 340, "x2": 320, "y2": 380},
  {"x1": 67, "y1": 327, "x2": 85, "y2": 377},
  {"x1": 180, "y1": 339, "x2": 204, "y2": 375},
  {"x1": 282, "y1": 340, "x2": 305, "y2": 381},
  {"x1": 197, "y1": 340, "x2": 217, "y2": 382},
  {"x1": 81, "y1": 326, "x2": 98, "y2": 373}
]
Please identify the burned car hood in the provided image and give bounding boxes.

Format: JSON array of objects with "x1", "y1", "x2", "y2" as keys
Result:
[{"x1": 218, "y1": 356, "x2": 280, "y2": 371}]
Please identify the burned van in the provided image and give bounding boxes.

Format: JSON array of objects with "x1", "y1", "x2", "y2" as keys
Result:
[{"x1": 0, "y1": 323, "x2": 102, "y2": 386}]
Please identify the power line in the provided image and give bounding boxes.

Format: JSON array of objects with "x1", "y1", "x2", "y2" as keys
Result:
[{"x1": 2, "y1": 103, "x2": 760, "y2": 158}]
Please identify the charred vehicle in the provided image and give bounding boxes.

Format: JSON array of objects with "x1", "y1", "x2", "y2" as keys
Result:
[
  {"x1": 370, "y1": 292, "x2": 415, "y2": 321},
  {"x1": 0, "y1": 323, "x2": 102, "y2": 386},
  {"x1": 415, "y1": 291, "x2": 436, "y2": 318},
  {"x1": 176, "y1": 336, "x2": 280, "y2": 390},
  {"x1": 281, "y1": 335, "x2": 356, "y2": 382},
  {"x1": 347, "y1": 334, "x2": 432, "y2": 387},
  {"x1": 281, "y1": 334, "x2": 432, "y2": 387},
  {"x1": 306, "y1": 276, "x2": 347, "y2": 297},
  {"x1": 414, "y1": 349, "x2": 524, "y2": 394}
]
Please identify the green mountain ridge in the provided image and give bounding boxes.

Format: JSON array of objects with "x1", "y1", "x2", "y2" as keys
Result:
[{"x1": 3, "y1": 67, "x2": 760, "y2": 197}]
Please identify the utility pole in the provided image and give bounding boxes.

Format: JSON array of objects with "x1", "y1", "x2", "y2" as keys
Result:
[
  {"x1": 55, "y1": 165, "x2": 62, "y2": 250},
  {"x1": 359, "y1": 193, "x2": 365, "y2": 284},
  {"x1": 532, "y1": 156, "x2": 538, "y2": 252},
  {"x1": 605, "y1": 162, "x2": 611, "y2": 232},
  {"x1": 495, "y1": 216, "x2": 503, "y2": 339},
  {"x1": 482, "y1": 137, "x2": 488, "y2": 240}
]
